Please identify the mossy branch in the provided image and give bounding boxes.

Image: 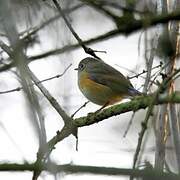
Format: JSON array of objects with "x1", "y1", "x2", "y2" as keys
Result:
[
  {"x1": 28, "y1": 91, "x2": 180, "y2": 179},
  {"x1": 74, "y1": 91, "x2": 180, "y2": 127}
]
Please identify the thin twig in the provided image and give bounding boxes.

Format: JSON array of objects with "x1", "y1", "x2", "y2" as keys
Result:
[
  {"x1": 71, "y1": 101, "x2": 89, "y2": 118},
  {"x1": 71, "y1": 101, "x2": 90, "y2": 152},
  {"x1": 128, "y1": 64, "x2": 162, "y2": 80},
  {"x1": 142, "y1": 34, "x2": 156, "y2": 93},
  {"x1": 52, "y1": 0, "x2": 100, "y2": 59},
  {"x1": 115, "y1": 63, "x2": 159, "y2": 87},
  {"x1": 132, "y1": 68, "x2": 180, "y2": 172},
  {"x1": 0, "y1": 34, "x2": 72, "y2": 126},
  {"x1": 0, "y1": 64, "x2": 72, "y2": 95},
  {"x1": 32, "y1": 90, "x2": 180, "y2": 180},
  {"x1": 148, "y1": 61, "x2": 171, "y2": 89},
  {"x1": 0, "y1": 26, "x2": 48, "y2": 173},
  {"x1": 123, "y1": 112, "x2": 136, "y2": 138},
  {"x1": 2, "y1": 7, "x2": 180, "y2": 72},
  {"x1": 29, "y1": 65, "x2": 73, "y2": 179},
  {"x1": 27, "y1": 67, "x2": 72, "y2": 124}
]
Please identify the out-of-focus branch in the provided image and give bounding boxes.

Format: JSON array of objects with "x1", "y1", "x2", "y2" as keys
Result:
[
  {"x1": 84, "y1": 0, "x2": 148, "y2": 15},
  {"x1": 80, "y1": 0, "x2": 120, "y2": 22},
  {"x1": 32, "y1": 121, "x2": 76, "y2": 180},
  {"x1": 143, "y1": 35, "x2": 156, "y2": 93},
  {"x1": 131, "y1": 66, "x2": 180, "y2": 171},
  {"x1": 31, "y1": 90, "x2": 180, "y2": 179},
  {"x1": 27, "y1": 67, "x2": 72, "y2": 124},
  {"x1": 1, "y1": 9, "x2": 180, "y2": 73},
  {"x1": 21, "y1": 3, "x2": 84, "y2": 42},
  {"x1": 80, "y1": 0, "x2": 180, "y2": 32},
  {"x1": 128, "y1": 63, "x2": 162, "y2": 80},
  {"x1": 27, "y1": 9, "x2": 180, "y2": 59},
  {"x1": 167, "y1": 9, "x2": 180, "y2": 171},
  {"x1": 0, "y1": 64, "x2": 72, "y2": 94},
  {"x1": 0, "y1": 40, "x2": 72, "y2": 124},
  {"x1": 155, "y1": 104, "x2": 168, "y2": 169},
  {"x1": 0, "y1": 39, "x2": 74, "y2": 180},
  {"x1": 154, "y1": 0, "x2": 168, "y2": 170},
  {"x1": 0, "y1": 163, "x2": 179, "y2": 180},
  {"x1": 0, "y1": 0, "x2": 44, "y2": 146}
]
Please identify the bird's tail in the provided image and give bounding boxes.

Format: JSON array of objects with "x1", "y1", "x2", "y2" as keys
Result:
[{"x1": 128, "y1": 87, "x2": 142, "y2": 96}]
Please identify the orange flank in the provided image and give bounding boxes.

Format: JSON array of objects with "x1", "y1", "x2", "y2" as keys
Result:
[{"x1": 79, "y1": 71, "x2": 123, "y2": 106}]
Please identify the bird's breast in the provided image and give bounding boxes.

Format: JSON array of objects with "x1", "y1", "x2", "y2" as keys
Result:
[{"x1": 78, "y1": 71, "x2": 123, "y2": 105}]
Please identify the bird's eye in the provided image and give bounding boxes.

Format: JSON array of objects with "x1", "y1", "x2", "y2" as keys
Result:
[{"x1": 79, "y1": 63, "x2": 85, "y2": 70}]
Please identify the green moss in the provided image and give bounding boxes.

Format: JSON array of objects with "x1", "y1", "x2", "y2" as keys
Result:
[{"x1": 74, "y1": 92, "x2": 180, "y2": 128}]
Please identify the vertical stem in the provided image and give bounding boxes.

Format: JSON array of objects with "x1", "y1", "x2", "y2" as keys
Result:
[
  {"x1": 143, "y1": 33, "x2": 155, "y2": 93},
  {"x1": 167, "y1": 0, "x2": 180, "y2": 171},
  {"x1": 155, "y1": 105, "x2": 168, "y2": 169},
  {"x1": 0, "y1": 0, "x2": 46, "y2": 149},
  {"x1": 154, "y1": 0, "x2": 168, "y2": 170},
  {"x1": 168, "y1": 19, "x2": 180, "y2": 171}
]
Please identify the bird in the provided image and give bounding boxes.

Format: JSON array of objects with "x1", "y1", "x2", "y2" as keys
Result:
[{"x1": 75, "y1": 57, "x2": 141, "y2": 109}]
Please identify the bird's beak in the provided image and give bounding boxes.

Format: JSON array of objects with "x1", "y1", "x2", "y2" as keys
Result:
[{"x1": 74, "y1": 68, "x2": 78, "y2": 71}]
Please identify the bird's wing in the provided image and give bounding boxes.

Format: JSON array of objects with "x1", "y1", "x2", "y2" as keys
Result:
[{"x1": 88, "y1": 62, "x2": 134, "y2": 94}]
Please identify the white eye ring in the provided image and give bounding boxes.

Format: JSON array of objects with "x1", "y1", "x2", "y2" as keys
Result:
[{"x1": 79, "y1": 63, "x2": 85, "y2": 70}]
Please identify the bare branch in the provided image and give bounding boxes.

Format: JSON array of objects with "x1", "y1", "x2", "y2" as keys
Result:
[
  {"x1": 0, "y1": 64, "x2": 72, "y2": 95},
  {"x1": 71, "y1": 101, "x2": 89, "y2": 118},
  {"x1": 32, "y1": 90, "x2": 180, "y2": 179},
  {"x1": 128, "y1": 64, "x2": 162, "y2": 80},
  {"x1": 21, "y1": 3, "x2": 85, "y2": 42},
  {"x1": 1, "y1": 9, "x2": 180, "y2": 73},
  {"x1": 0, "y1": 0, "x2": 44, "y2": 147},
  {"x1": 132, "y1": 67, "x2": 180, "y2": 171},
  {"x1": 142, "y1": 34, "x2": 156, "y2": 93},
  {"x1": 155, "y1": 104, "x2": 168, "y2": 169},
  {"x1": 88, "y1": 0, "x2": 148, "y2": 15},
  {"x1": 123, "y1": 112, "x2": 136, "y2": 138},
  {"x1": 0, "y1": 39, "x2": 72, "y2": 124},
  {"x1": 27, "y1": 67, "x2": 72, "y2": 124}
]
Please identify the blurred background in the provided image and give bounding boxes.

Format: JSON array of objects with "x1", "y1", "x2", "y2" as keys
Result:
[{"x1": 0, "y1": 0, "x2": 179, "y2": 179}]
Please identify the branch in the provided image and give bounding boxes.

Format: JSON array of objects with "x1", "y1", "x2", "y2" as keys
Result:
[
  {"x1": 27, "y1": 67, "x2": 72, "y2": 124},
  {"x1": 86, "y1": 0, "x2": 148, "y2": 15},
  {"x1": 1, "y1": 9, "x2": 180, "y2": 72},
  {"x1": 0, "y1": 40, "x2": 74, "y2": 180},
  {"x1": 0, "y1": 163, "x2": 179, "y2": 179},
  {"x1": 142, "y1": 35, "x2": 156, "y2": 93},
  {"x1": 74, "y1": 91, "x2": 180, "y2": 127},
  {"x1": 71, "y1": 101, "x2": 89, "y2": 118},
  {"x1": 0, "y1": 64, "x2": 72, "y2": 94},
  {"x1": 0, "y1": 40, "x2": 71, "y2": 124},
  {"x1": 31, "y1": 91, "x2": 180, "y2": 179},
  {"x1": 0, "y1": 0, "x2": 44, "y2": 146},
  {"x1": 28, "y1": 9, "x2": 180, "y2": 58},
  {"x1": 128, "y1": 63, "x2": 162, "y2": 80},
  {"x1": 21, "y1": 3, "x2": 84, "y2": 42}
]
